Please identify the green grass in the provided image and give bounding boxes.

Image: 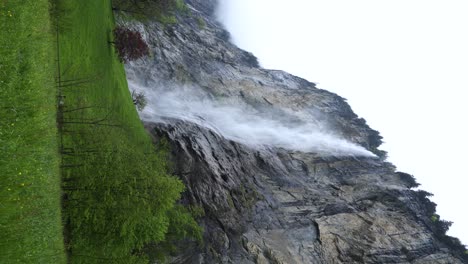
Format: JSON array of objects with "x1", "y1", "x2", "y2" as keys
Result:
[
  {"x1": 0, "y1": 0, "x2": 199, "y2": 262},
  {"x1": 56, "y1": 0, "x2": 142, "y2": 135},
  {"x1": 55, "y1": 1, "x2": 201, "y2": 262},
  {"x1": 0, "y1": 1, "x2": 67, "y2": 263}
]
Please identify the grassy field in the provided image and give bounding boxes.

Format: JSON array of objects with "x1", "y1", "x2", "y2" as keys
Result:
[
  {"x1": 55, "y1": 0, "x2": 142, "y2": 135},
  {"x1": 56, "y1": 0, "x2": 200, "y2": 263},
  {"x1": 1, "y1": 0, "x2": 199, "y2": 262},
  {"x1": 0, "y1": 1, "x2": 67, "y2": 263}
]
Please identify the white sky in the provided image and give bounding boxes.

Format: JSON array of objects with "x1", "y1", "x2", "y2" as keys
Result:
[{"x1": 217, "y1": 0, "x2": 468, "y2": 244}]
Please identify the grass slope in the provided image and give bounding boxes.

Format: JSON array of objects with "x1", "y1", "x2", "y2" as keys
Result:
[
  {"x1": 56, "y1": 0, "x2": 142, "y2": 134},
  {"x1": 0, "y1": 0, "x2": 199, "y2": 262},
  {"x1": 0, "y1": 1, "x2": 66, "y2": 263},
  {"x1": 56, "y1": 0, "x2": 200, "y2": 262}
]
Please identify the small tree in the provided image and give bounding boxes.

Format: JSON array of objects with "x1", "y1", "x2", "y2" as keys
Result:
[
  {"x1": 112, "y1": 26, "x2": 149, "y2": 62},
  {"x1": 132, "y1": 90, "x2": 147, "y2": 111}
]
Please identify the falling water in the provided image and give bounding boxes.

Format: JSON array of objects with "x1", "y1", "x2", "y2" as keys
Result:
[{"x1": 129, "y1": 81, "x2": 377, "y2": 157}]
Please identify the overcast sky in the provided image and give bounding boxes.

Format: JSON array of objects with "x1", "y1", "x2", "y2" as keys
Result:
[{"x1": 217, "y1": 0, "x2": 468, "y2": 244}]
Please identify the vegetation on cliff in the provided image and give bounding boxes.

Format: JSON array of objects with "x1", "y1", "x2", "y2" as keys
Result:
[
  {"x1": 111, "y1": 26, "x2": 150, "y2": 62},
  {"x1": 415, "y1": 190, "x2": 468, "y2": 261}
]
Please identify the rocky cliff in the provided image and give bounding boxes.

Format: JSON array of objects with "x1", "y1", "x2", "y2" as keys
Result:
[{"x1": 121, "y1": 0, "x2": 467, "y2": 263}]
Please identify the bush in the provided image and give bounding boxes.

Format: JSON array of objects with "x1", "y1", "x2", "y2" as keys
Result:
[
  {"x1": 131, "y1": 90, "x2": 147, "y2": 111},
  {"x1": 412, "y1": 191, "x2": 467, "y2": 261},
  {"x1": 63, "y1": 129, "x2": 202, "y2": 262},
  {"x1": 112, "y1": 27, "x2": 149, "y2": 62},
  {"x1": 396, "y1": 171, "x2": 420, "y2": 188},
  {"x1": 197, "y1": 16, "x2": 206, "y2": 29}
]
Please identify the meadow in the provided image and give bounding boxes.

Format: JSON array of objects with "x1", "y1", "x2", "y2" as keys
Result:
[
  {"x1": 0, "y1": 1, "x2": 67, "y2": 263},
  {"x1": 1, "y1": 0, "x2": 200, "y2": 263},
  {"x1": 56, "y1": 0, "x2": 200, "y2": 262}
]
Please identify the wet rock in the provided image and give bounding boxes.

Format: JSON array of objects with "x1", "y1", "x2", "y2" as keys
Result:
[{"x1": 122, "y1": 1, "x2": 466, "y2": 263}]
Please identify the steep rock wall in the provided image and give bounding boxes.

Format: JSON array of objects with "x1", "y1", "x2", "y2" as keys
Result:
[{"x1": 122, "y1": 1, "x2": 467, "y2": 263}]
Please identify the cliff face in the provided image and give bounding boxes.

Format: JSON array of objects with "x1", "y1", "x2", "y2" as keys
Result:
[{"x1": 122, "y1": 1, "x2": 467, "y2": 263}]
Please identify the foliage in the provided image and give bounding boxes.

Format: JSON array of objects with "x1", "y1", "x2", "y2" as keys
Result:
[
  {"x1": 413, "y1": 191, "x2": 467, "y2": 261},
  {"x1": 0, "y1": 1, "x2": 66, "y2": 263},
  {"x1": 132, "y1": 90, "x2": 148, "y2": 110},
  {"x1": 112, "y1": 0, "x2": 188, "y2": 23},
  {"x1": 146, "y1": 204, "x2": 204, "y2": 262},
  {"x1": 197, "y1": 16, "x2": 206, "y2": 29},
  {"x1": 63, "y1": 131, "x2": 192, "y2": 262},
  {"x1": 396, "y1": 171, "x2": 420, "y2": 188},
  {"x1": 112, "y1": 26, "x2": 149, "y2": 62},
  {"x1": 55, "y1": 0, "x2": 201, "y2": 262},
  {"x1": 62, "y1": 127, "x2": 203, "y2": 263},
  {"x1": 242, "y1": 51, "x2": 260, "y2": 68}
]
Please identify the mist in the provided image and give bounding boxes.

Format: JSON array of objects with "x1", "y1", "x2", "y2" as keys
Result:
[{"x1": 130, "y1": 81, "x2": 376, "y2": 157}]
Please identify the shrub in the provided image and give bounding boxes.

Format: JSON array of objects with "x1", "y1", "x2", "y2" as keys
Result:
[
  {"x1": 197, "y1": 16, "x2": 206, "y2": 29},
  {"x1": 396, "y1": 171, "x2": 420, "y2": 188},
  {"x1": 112, "y1": 27, "x2": 149, "y2": 62},
  {"x1": 63, "y1": 132, "x2": 202, "y2": 262},
  {"x1": 131, "y1": 90, "x2": 147, "y2": 111},
  {"x1": 412, "y1": 191, "x2": 467, "y2": 261}
]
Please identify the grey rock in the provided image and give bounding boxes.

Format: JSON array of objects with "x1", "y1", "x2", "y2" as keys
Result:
[{"x1": 120, "y1": 0, "x2": 467, "y2": 263}]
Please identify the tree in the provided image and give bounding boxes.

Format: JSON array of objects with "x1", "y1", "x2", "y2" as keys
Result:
[
  {"x1": 63, "y1": 135, "x2": 201, "y2": 262},
  {"x1": 131, "y1": 90, "x2": 147, "y2": 111},
  {"x1": 111, "y1": 27, "x2": 149, "y2": 62}
]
